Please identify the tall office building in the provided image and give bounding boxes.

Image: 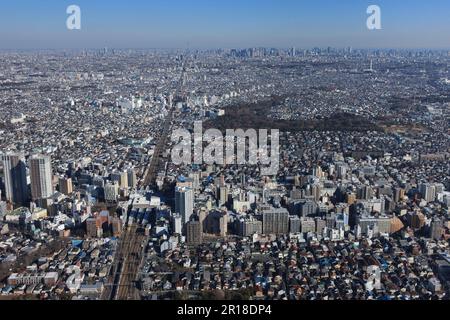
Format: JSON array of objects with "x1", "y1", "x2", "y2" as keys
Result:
[
  {"x1": 29, "y1": 155, "x2": 53, "y2": 201},
  {"x1": 175, "y1": 186, "x2": 193, "y2": 224},
  {"x1": 1, "y1": 153, "x2": 28, "y2": 206}
]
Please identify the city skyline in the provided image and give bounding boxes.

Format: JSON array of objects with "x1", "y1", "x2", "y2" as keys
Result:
[
  {"x1": 0, "y1": 0, "x2": 449, "y2": 304},
  {"x1": 0, "y1": 0, "x2": 450, "y2": 49}
]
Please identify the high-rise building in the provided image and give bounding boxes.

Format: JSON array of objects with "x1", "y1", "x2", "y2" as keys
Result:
[
  {"x1": 186, "y1": 220, "x2": 202, "y2": 245},
  {"x1": 1, "y1": 153, "x2": 28, "y2": 206},
  {"x1": 420, "y1": 183, "x2": 436, "y2": 203},
  {"x1": 59, "y1": 176, "x2": 73, "y2": 195},
  {"x1": 406, "y1": 211, "x2": 425, "y2": 229},
  {"x1": 289, "y1": 215, "x2": 301, "y2": 233},
  {"x1": 104, "y1": 182, "x2": 119, "y2": 203},
  {"x1": 190, "y1": 171, "x2": 200, "y2": 191},
  {"x1": 300, "y1": 218, "x2": 316, "y2": 233},
  {"x1": 92, "y1": 176, "x2": 105, "y2": 188},
  {"x1": 172, "y1": 214, "x2": 182, "y2": 235},
  {"x1": 291, "y1": 199, "x2": 317, "y2": 217},
  {"x1": 357, "y1": 185, "x2": 373, "y2": 200},
  {"x1": 219, "y1": 213, "x2": 228, "y2": 237},
  {"x1": 262, "y1": 207, "x2": 289, "y2": 235},
  {"x1": 315, "y1": 218, "x2": 327, "y2": 234},
  {"x1": 393, "y1": 187, "x2": 405, "y2": 203},
  {"x1": 119, "y1": 171, "x2": 129, "y2": 188},
  {"x1": 175, "y1": 186, "x2": 193, "y2": 225},
  {"x1": 86, "y1": 218, "x2": 98, "y2": 238},
  {"x1": 218, "y1": 186, "x2": 228, "y2": 206},
  {"x1": 237, "y1": 219, "x2": 262, "y2": 237},
  {"x1": 127, "y1": 168, "x2": 137, "y2": 189},
  {"x1": 199, "y1": 208, "x2": 208, "y2": 231},
  {"x1": 111, "y1": 217, "x2": 122, "y2": 237},
  {"x1": 430, "y1": 218, "x2": 443, "y2": 240},
  {"x1": 336, "y1": 163, "x2": 348, "y2": 179},
  {"x1": 29, "y1": 155, "x2": 53, "y2": 201}
]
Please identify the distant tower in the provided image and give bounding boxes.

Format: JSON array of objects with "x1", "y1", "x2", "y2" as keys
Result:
[
  {"x1": 370, "y1": 59, "x2": 373, "y2": 71},
  {"x1": 1, "y1": 153, "x2": 28, "y2": 206},
  {"x1": 30, "y1": 155, "x2": 53, "y2": 201}
]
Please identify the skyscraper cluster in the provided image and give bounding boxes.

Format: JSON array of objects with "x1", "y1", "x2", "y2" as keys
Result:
[{"x1": 1, "y1": 153, "x2": 54, "y2": 207}]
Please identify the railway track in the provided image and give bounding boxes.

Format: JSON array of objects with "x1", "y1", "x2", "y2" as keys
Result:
[{"x1": 104, "y1": 109, "x2": 173, "y2": 300}]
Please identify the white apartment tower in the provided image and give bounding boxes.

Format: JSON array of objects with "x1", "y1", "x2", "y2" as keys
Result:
[{"x1": 175, "y1": 186, "x2": 194, "y2": 225}]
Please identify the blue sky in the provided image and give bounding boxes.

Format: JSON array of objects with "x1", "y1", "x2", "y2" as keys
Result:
[{"x1": 0, "y1": 0, "x2": 449, "y2": 49}]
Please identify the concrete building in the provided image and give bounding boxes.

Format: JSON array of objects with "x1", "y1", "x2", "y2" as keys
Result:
[
  {"x1": 1, "y1": 153, "x2": 28, "y2": 206},
  {"x1": 289, "y1": 215, "x2": 301, "y2": 233},
  {"x1": 59, "y1": 176, "x2": 73, "y2": 196},
  {"x1": 301, "y1": 218, "x2": 316, "y2": 233},
  {"x1": 262, "y1": 207, "x2": 289, "y2": 235},
  {"x1": 175, "y1": 186, "x2": 193, "y2": 225},
  {"x1": 186, "y1": 220, "x2": 202, "y2": 245},
  {"x1": 29, "y1": 155, "x2": 53, "y2": 201},
  {"x1": 86, "y1": 218, "x2": 98, "y2": 238},
  {"x1": 104, "y1": 182, "x2": 119, "y2": 203},
  {"x1": 237, "y1": 219, "x2": 262, "y2": 237}
]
